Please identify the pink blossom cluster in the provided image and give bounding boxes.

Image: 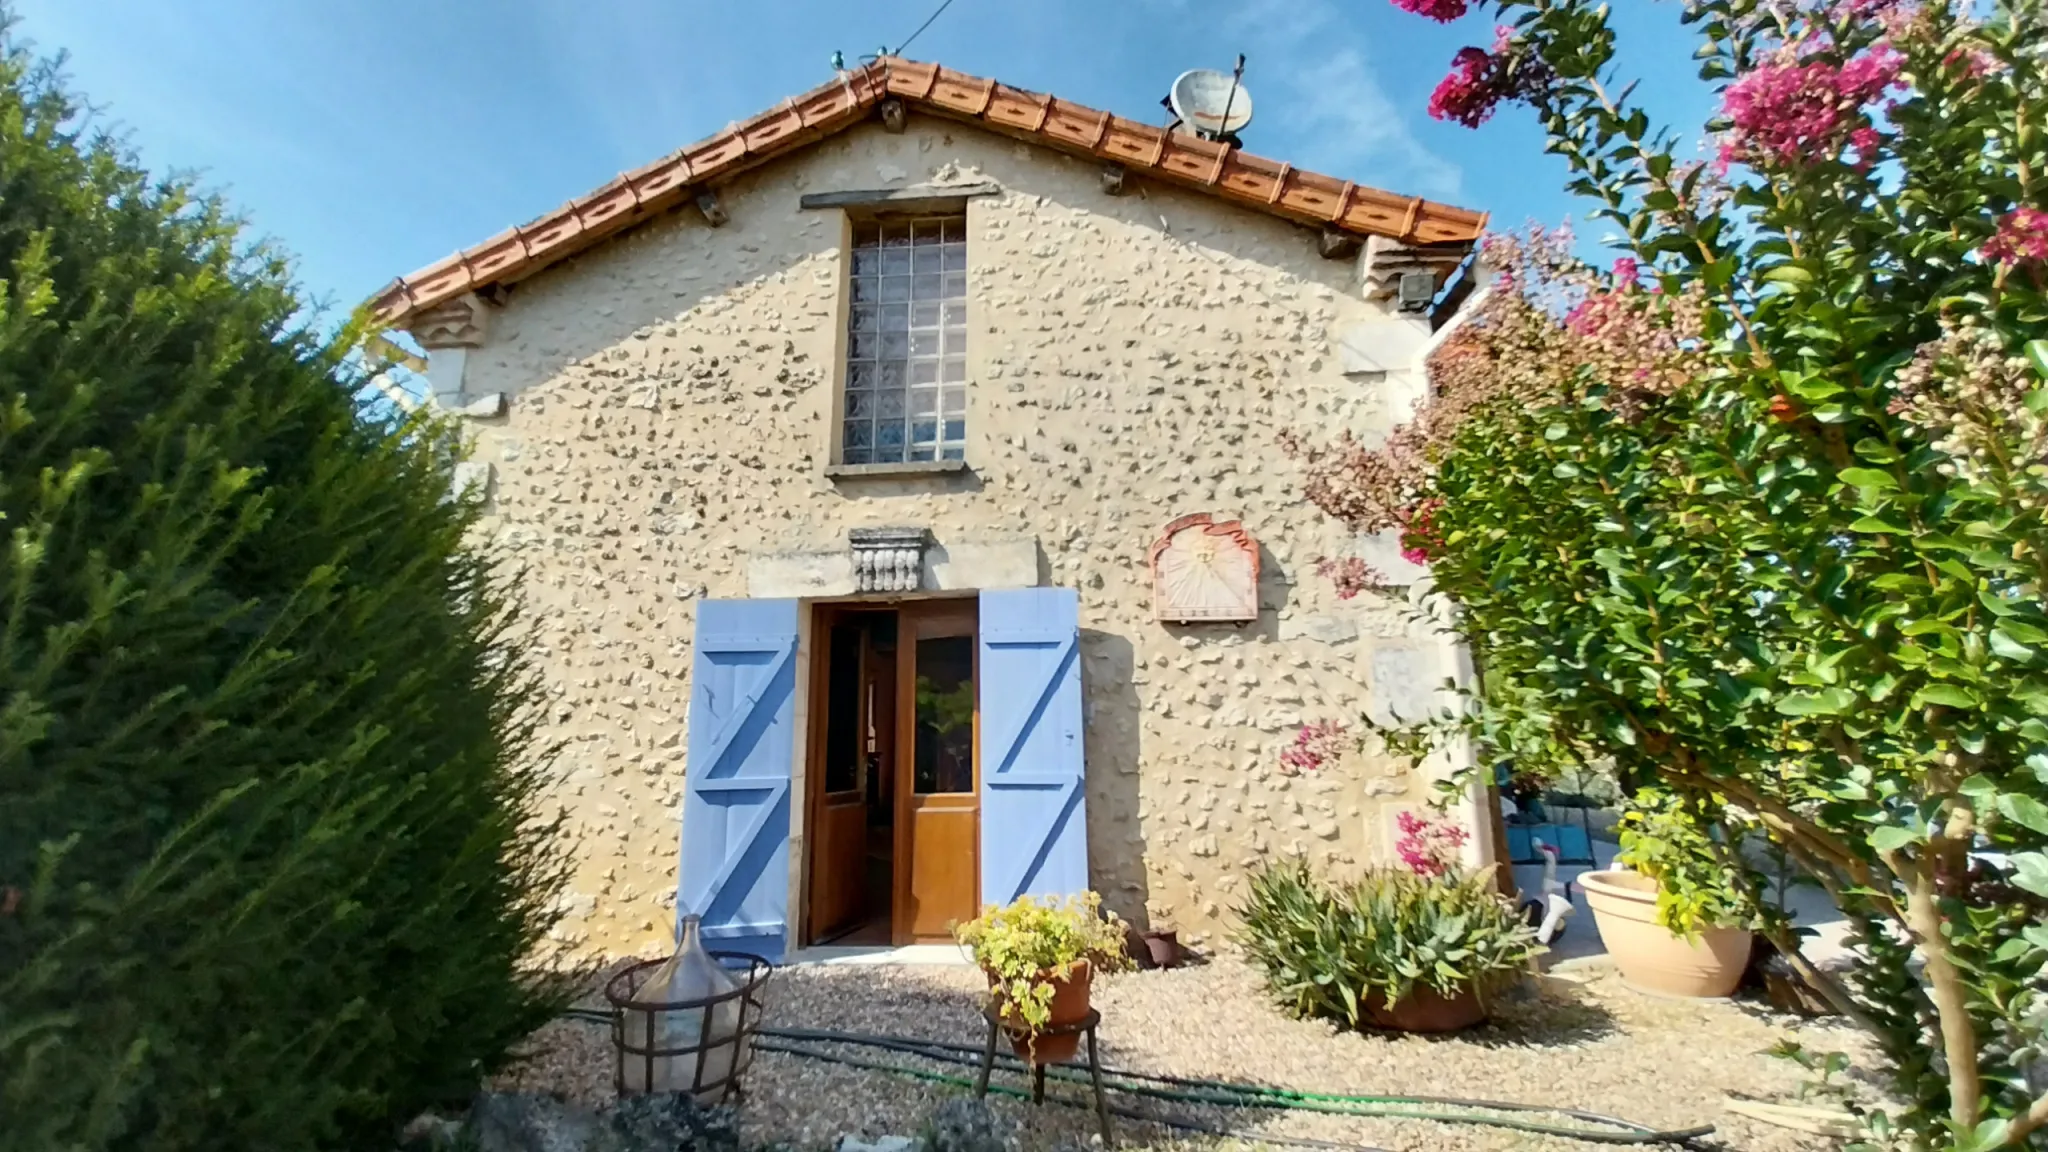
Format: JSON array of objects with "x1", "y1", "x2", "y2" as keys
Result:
[
  {"x1": 1982, "y1": 207, "x2": 2048, "y2": 268},
  {"x1": 1315, "y1": 556, "x2": 1386, "y2": 601},
  {"x1": 1428, "y1": 47, "x2": 1514, "y2": 128},
  {"x1": 1280, "y1": 721, "x2": 1350, "y2": 776},
  {"x1": 1390, "y1": 0, "x2": 1467, "y2": 20},
  {"x1": 1396, "y1": 499, "x2": 1445, "y2": 565},
  {"x1": 1394, "y1": 810, "x2": 1470, "y2": 879},
  {"x1": 1718, "y1": 45, "x2": 1902, "y2": 168}
]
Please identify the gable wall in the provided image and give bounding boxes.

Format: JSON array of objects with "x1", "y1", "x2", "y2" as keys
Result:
[{"x1": 447, "y1": 116, "x2": 1474, "y2": 956}]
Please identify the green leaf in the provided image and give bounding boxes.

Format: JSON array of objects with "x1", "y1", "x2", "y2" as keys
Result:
[
  {"x1": 1997, "y1": 793, "x2": 2048, "y2": 835},
  {"x1": 1989, "y1": 628, "x2": 2036, "y2": 662},
  {"x1": 1837, "y1": 467, "x2": 1897, "y2": 490},
  {"x1": 1869, "y1": 826, "x2": 1920, "y2": 853},
  {"x1": 1958, "y1": 774, "x2": 1999, "y2": 802},
  {"x1": 1916, "y1": 683, "x2": 1982, "y2": 709},
  {"x1": 2010, "y1": 852, "x2": 2048, "y2": 900},
  {"x1": 2027, "y1": 339, "x2": 2048, "y2": 381},
  {"x1": 1775, "y1": 687, "x2": 1857, "y2": 716},
  {"x1": 1763, "y1": 263, "x2": 1812, "y2": 284},
  {"x1": 1850, "y1": 515, "x2": 1908, "y2": 534}
]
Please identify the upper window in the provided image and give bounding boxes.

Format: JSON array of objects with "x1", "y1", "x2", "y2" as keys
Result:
[{"x1": 843, "y1": 218, "x2": 968, "y2": 464}]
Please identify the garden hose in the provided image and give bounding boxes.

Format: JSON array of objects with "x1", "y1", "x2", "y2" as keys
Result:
[{"x1": 557, "y1": 1009, "x2": 1713, "y2": 1146}]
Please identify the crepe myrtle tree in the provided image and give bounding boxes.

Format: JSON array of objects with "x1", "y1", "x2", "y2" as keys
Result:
[{"x1": 1285, "y1": 0, "x2": 2048, "y2": 1145}]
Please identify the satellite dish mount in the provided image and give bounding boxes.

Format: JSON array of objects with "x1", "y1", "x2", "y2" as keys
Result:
[{"x1": 1167, "y1": 56, "x2": 1252, "y2": 148}]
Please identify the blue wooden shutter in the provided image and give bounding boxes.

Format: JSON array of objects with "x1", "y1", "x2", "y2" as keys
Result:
[
  {"x1": 677, "y1": 599, "x2": 799, "y2": 960},
  {"x1": 978, "y1": 587, "x2": 1088, "y2": 907}
]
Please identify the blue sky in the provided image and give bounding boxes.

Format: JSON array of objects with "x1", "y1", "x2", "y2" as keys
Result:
[{"x1": 14, "y1": 0, "x2": 1719, "y2": 316}]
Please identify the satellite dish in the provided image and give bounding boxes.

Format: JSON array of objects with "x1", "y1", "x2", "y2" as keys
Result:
[{"x1": 1169, "y1": 68, "x2": 1253, "y2": 138}]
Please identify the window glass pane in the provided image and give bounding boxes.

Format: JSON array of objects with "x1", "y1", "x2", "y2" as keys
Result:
[
  {"x1": 845, "y1": 216, "x2": 967, "y2": 466},
  {"x1": 940, "y1": 444, "x2": 965, "y2": 461},
  {"x1": 824, "y1": 624, "x2": 864, "y2": 793},
  {"x1": 844, "y1": 445, "x2": 873, "y2": 465},
  {"x1": 914, "y1": 636, "x2": 975, "y2": 794}
]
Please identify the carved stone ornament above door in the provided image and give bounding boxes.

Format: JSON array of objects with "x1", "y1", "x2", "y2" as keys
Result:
[{"x1": 1148, "y1": 514, "x2": 1260, "y2": 623}]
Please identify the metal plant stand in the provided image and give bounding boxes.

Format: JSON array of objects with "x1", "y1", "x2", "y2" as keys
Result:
[{"x1": 973, "y1": 1006, "x2": 1114, "y2": 1145}]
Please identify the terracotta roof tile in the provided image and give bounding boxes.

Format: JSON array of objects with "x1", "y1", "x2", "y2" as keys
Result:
[{"x1": 371, "y1": 57, "x2": 1485, "y2": 326}]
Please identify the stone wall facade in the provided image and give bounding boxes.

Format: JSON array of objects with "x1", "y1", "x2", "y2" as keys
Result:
[{"x1": 429, "y1": 116, "x2": 1481, "y2": 958}]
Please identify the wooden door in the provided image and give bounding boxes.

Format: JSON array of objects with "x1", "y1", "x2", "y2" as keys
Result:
[
  {"x1": 893, "y1": 601, "x2": 980, "y2": 943},
  {"x1": 805, "y1": 613, "x2": 869, "y2": 943}
]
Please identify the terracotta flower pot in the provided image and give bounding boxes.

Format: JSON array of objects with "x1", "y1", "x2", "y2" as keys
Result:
[
  {"x1": 987, "y1": 959, "x2": 1093, "y2": 1064},
  {"x1": 1578, "y1": 869, "x2": 1753, "y2": 998},
  {"x1": 1142, "y1": 929, "x2": 1182, "y2": 969},
  {"x1": 1362, "y1": 982, "x2": 1490, "y2": 1033}
]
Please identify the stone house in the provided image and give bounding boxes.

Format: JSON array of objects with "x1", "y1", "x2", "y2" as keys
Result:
[{"x1": 372, "y1": 57, "x2": 1497, "y2": 960}]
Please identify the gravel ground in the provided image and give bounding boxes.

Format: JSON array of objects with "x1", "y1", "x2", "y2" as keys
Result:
[{"x1": 491, "y1": 955, "x2": 1880, "y2": 1152}]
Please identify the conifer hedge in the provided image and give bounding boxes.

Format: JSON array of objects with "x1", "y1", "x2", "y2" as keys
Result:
[{"x1": 0, "y1": 21, "x2": 570, "y2": 1151}]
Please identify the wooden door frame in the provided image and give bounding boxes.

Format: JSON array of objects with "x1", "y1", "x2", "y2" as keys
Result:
[{"x1": 891, "y1": 599, "x2": 981, "y2": 945}]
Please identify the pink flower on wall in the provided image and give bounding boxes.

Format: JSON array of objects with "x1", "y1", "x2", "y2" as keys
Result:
[
  {"x1": 1391, "y1": 0, "x2": 1469, "y2": 21},
  {"x1": 1982, "y1": 207, "x2": 2048, "y2": 268},
  {"x1": 1280, "y1": 721, "x2": 1351, "y2": 776},
  {"x1": 1315, "y1": 556, "x2": 1386, "y2": 601},
  {"x1": 1394, "y1": 809, "x2": 1470, "y2": 879},
  {"x1": 1396, "y1": 499, "x2": 1445, "y2": 565}
]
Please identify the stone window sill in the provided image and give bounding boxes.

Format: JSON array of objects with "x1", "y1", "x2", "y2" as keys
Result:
[{"x1": 824, "y1": 460, "x2": 971, "y2": 480}]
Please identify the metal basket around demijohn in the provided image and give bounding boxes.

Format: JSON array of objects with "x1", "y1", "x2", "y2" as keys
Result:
[{"x1": 604, "y1": 951, "x2": 773, "y2": 1105}]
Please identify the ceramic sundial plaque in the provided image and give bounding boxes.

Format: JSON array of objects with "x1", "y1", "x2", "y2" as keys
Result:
[{"x1": 1149, "y1": 513, "x2": 1260, "y2": 623}]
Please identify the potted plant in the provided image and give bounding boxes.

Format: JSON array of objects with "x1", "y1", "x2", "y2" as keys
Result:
[
  {"x1": 1237, "y1": 856, "x2": 1543, "y2": 1034},
  {"x1": 1576, "y1": 792, "x2": 1757, "y2": 999},
  {"x1": 954, "y1": 892, "x2": 1131, "y2": 1064}
]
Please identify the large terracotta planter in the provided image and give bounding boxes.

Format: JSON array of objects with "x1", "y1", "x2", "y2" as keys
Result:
[
  {"x1": 1578, "y1": 869, "x2": 1752, "y2": 998},
  {"x1": 1363, "y1": 982, "x2": 1490, "y2": 1032},
  {"x1": 987, "y1": 959, "x2": 1092, "y2": 1064}
]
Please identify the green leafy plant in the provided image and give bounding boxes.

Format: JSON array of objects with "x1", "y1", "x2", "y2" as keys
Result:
[
  {"x1": 1289, "y1": 0, "x2": 2048, "y2": 1143},
  {"x1": 1614, "y1": 791, "x2": 1756, "y2": 938},
  {"x1": 0, "y1": 20, "x2": 570, "y2": 1152},
  {"x1": 1235, "y1": 862, "x2": 1541, "y2": 1029},
  {"x1": 953, "y1": 892, "x2": 1131, "y2": 1035}
]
